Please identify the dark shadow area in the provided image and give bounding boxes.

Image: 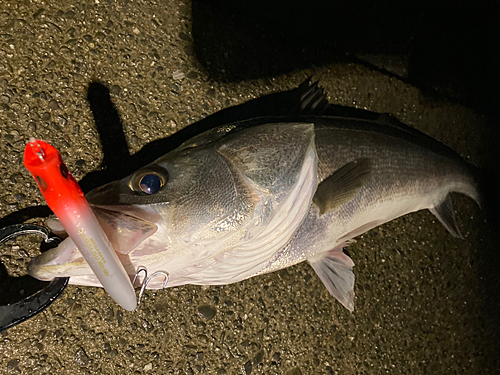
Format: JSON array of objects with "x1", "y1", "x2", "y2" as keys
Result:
[
  {"x1": 476, "y1": 214, "x2": 500, "y2": 368},
  {"x1": 77, "y1": 83, "x2": 131, "y2": 193},
  {"x1": 0, "y1": 206, "x2": 52, "y2": 229},
  {"x1": 191, "y1": 0, "x2": 500, "y2": 118},
  {"x1": 87, "y1": 82, "x2": 130, "y2": 171},
  {"x1": 79, "y1": 79, "x2": 391, "y2": 192},
  {"x1": 475, "y1": 165, "x2": 500, "y2": 368},
  {"x1": 192, "y1": 1, "x2": 410, "y2": 79},
  {"x1": 0, "y1": 262, "x2": 49, "y2": 306}
]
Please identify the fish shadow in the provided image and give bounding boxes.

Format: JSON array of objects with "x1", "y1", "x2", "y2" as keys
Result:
[{"x1": 78, "y1": 80, "x2": 385, "y2": 193}]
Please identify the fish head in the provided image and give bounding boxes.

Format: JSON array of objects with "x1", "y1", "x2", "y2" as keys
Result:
[{"x1": 86, "y1": 141, "x2": 260, "y2": 244}]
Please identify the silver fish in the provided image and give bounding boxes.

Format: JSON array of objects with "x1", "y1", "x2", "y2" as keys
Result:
[{"x1": 28, "y1": 114, "x2": 480, "y2": 311}]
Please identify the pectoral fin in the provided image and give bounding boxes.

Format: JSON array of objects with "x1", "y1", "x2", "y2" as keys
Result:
[
  {"x1": 308, "y1": 245, "x2": 356, "y2": 311},
  {"x1": 429, "y1": 194, "x2": 462, "y2": 238},
  {"x1": 313, "y1": 158, "x2": 372, "y2": 215}
]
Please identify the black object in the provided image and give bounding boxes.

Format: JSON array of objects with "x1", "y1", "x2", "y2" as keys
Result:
[{"x1": 0, "y1": 224, "x2": 69, "y2": 332}]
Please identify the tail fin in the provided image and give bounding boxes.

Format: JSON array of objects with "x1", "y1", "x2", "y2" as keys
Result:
[{"x1": 433, "y1": 164, "x2": 496, "y2": 236}]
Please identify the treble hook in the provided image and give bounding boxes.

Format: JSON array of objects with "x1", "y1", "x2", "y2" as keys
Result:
[{"x1": 132, "y1": 267, "x2": 169, "y2": 307}]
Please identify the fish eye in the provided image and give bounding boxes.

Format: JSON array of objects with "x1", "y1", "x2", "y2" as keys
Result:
[
  {"x1": 139, "y1": 174, "x2": 162, "y2": 195},
  {"x1": 129, "y1": 165, "x2": 168, "y2": 195}
]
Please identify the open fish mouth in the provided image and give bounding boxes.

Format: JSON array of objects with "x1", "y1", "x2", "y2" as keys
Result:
[{"x1": 27, "y1": 204, "x2": 159, "y2": 283}]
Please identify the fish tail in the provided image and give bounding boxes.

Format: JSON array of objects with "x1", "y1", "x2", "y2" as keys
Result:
[
  {"x1": 430, "y1": 164, "x2": 484, "y2": 238},
  {"x1": 459, "y1": 165, "x2": 482, "y2": 208}
]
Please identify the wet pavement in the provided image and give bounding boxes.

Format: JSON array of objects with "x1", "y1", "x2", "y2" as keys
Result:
[{"x1": 1, "y1": 1, "x2": 499, "y2": 374}]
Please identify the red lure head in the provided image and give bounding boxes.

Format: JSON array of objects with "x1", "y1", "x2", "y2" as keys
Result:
[{"x1": 23, "y1": 139, "x2": 84, "y2": 209}]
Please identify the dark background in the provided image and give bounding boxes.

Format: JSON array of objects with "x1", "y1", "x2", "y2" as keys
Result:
[{"x1": 192, "y1": 0, "x2": 499, "y2": 121}]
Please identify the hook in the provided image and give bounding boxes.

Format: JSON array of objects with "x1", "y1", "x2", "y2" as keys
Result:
[{"x1": 133, "y1": 267, "x2": 169, "y2": 307}]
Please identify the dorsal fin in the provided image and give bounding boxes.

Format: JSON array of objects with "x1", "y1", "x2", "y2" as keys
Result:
[{"x1": 291, "y1": 78, "x2": 329, "y2": 115}]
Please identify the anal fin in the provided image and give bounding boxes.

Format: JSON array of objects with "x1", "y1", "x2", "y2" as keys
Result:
[
  {"x1": 429, "y1": 194, "x2": 463, "y2": 238},
  {"x1": 308, "y1": 244, "x2": 356, "y2": 311}
]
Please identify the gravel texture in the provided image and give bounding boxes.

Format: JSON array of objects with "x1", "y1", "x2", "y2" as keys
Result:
[{"x1": 0, "y1": 1, "x2": 499, "y2": 374}]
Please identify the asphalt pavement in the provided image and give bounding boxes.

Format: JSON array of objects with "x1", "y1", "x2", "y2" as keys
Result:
[{"x1": 0, "y1": 1, "x2": 499, "y2": 374}]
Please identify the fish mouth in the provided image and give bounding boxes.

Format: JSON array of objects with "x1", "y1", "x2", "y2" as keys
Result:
[
  {"x1": 28, "y1": 233, "x2": 87, "y2": 282},
  {"x1": 28, "y1": 199, "x2": 161, "y2": 284},
  {"x1": 28, "y1": 177, "x2": 161, "y2": 280}
]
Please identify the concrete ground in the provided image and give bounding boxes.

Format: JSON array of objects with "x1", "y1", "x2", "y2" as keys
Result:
[{"x1": 1, "y1": 1, "x2": 499, "y2": 374}]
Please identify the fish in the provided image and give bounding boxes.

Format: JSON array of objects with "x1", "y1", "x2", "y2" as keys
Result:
[{"x1": 27, "y1": 81, "x2": 481, "y2": 311}]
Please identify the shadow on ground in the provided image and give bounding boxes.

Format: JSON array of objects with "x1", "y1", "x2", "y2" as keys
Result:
[{"x1": 191, "y1": 0, "x2": 500, "y2": 118}]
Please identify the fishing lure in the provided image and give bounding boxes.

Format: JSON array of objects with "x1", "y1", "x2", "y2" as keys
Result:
[{"x1": 23, "y1": 138, "x2": 137, "y2": 311}]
